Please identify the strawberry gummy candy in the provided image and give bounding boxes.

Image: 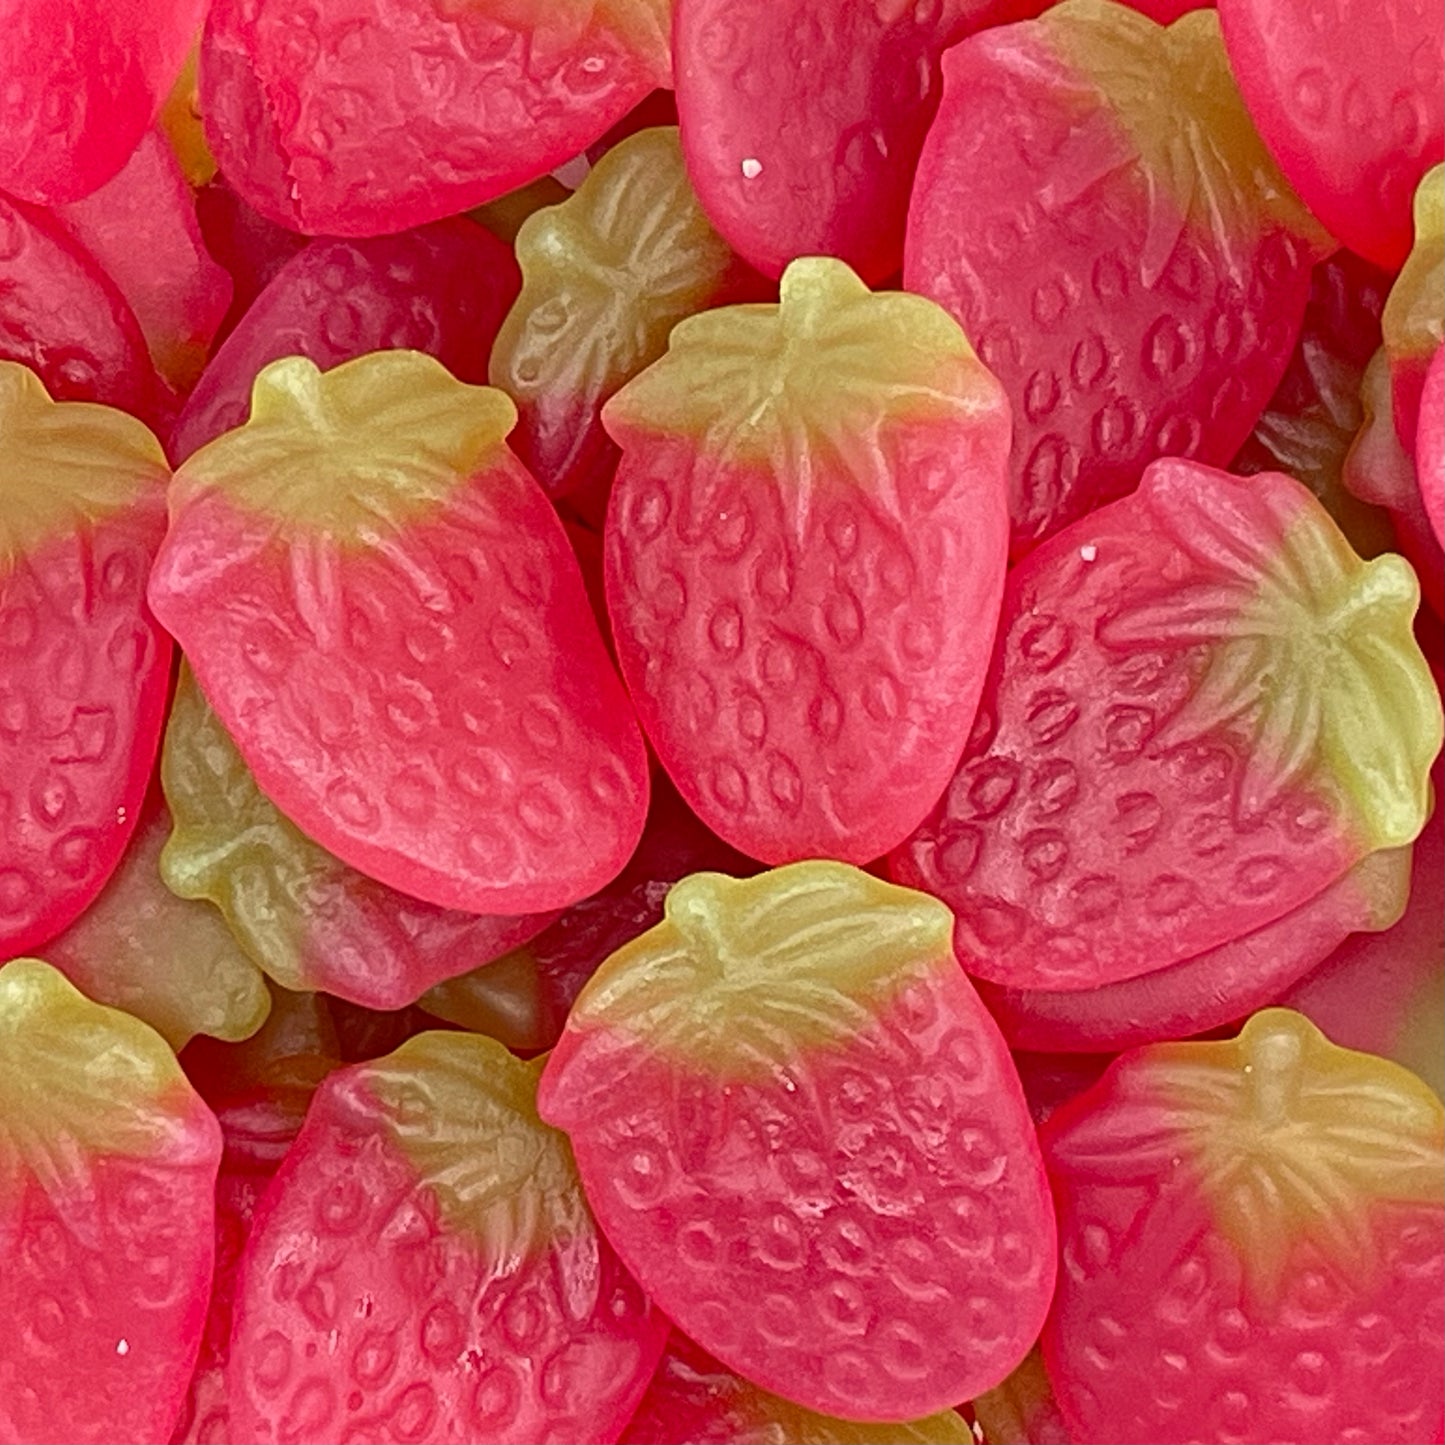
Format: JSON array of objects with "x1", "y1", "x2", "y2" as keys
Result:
[
  {"x1": 539, "y1": 861, "x2": 1057, "y2": 1421},
  {"x1": 1218, "y1": 0, "x2": 1444, "y2": 271},
  {"x1": 158, "y1": 664, "x2": 554, "y2": 1011},
  {"x1": 672, "y1": 0, "x2": 1046, "y2": 286},
  {"x1": 226, "y1": 1031, "x2": 668, "y2": 1444},
  {"x1": 148, "y1": 351, "x2": 650, "y2": 916},
  {"x1": 0, "y1": 958, "x2": 222, "y2": 1445},
  {"x1": 0, "y1": 195, "x2": 162, "y2": 424},
  {"x1": 490, "y1": 125, "x2": 762, "y2": 504},
  {"x1": 422, "y1": 774, "x2": 756, "y2": 1054},
  {"x1": 0, "y1": 0, "x2": 206, "y2": 204},
  {"x1": 40, "y1": 789, "x2": 270, "y2": 1052},
  {"x1": 0, "y1": 364, "x2": 174, "y2": 957},
  {"x1": 1040, "y1": 1009, "x2": 1445, "y2": 1445},
  {"x1": 53, "y1": 129, "x2": 234, "y2": 398},
  {"x1": 619, "y1": 1330, "x2": 976, "y2": 1444},
  {"x1": 976, "y1": 841, "x2": 1412, "y2": 1054},
  {"x1": 892, "y1": 459, "x2": 1441, "y2": 993},
  {"x1": 603, "y1": 255, "x2": 1011, "y2": 865},
  {"x1": 905, "y1": 0, "x2": 1330, "y2": 556},
  {"x1": 170, "y1": 217, "x2": 521, "y2": 464},
  {"x1": 200, "y1": 0, "x2": 672, "y2": 237}
]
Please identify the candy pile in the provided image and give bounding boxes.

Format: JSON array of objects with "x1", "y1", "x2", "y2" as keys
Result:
[{"x1": 0, "y1": 0, "x2": 1441, "y2": 1441}]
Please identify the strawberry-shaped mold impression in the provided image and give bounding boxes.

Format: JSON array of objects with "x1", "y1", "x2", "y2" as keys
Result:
[
  {"x1": 672, "y1": 0, "x2": 1047, "y2": 286},
  {"x1": 171, "y1": 218, "x2": 521, "y2": 464},
  {"x1": 539, "y1": 862, "x2": 1057, "y2": 1421},
  {"x1": 226, "y1": 1031, "x2": 668, "y2": 1444},
  {"x1": 0, "y1": 363, "x2": 174, "y2": 956},
  {"x1": 1040, "y1": 1009, "x2": 1445, "y2": 1444},
  {"x1": 0, "y1": 0, "x2": 206, "y2": 204},
  {"x1": 892, "y1": 460, "x2": 1442, "y2": 993},
  {"x1": 200, "y1": 0, "x2": 672, "y2": 237},
  {"x1": 148, "y1": 351, "x2": 649, "y2": 916},
  {"x1": 620, "y1": 1331, "x2": 976, "y2": 1444},
  {"x1": 905, "y1": 0, "x2": 1331, "y2": 556},
  {"x1": 158, "y1": 664, "x2": 554, "y2": 1011},
  {"x1": 490, "y1": 126, "x2": 763, "y2": 504},
  {"x1": 0, "y1": 958, "x2": 222, "y2": 1445},
  {"x1": 1218, "y1": 0, "x2": 1443, "y2": 272},
  {"x1": 603, "y1": 256, "x2": 1011, "y2": 865},
  {"x1": 977, "y1": 840, "x2": 1413, "y2": 1054}
]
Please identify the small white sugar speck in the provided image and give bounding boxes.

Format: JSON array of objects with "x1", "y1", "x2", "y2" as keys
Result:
[
  {"x1": 116, "y1": 1339, "x2": 129, "y2": 1356},
  {"x1": 115, "y1": 806, "x2": 127, "y2": 825},
  {"x1": 1080, "y1": 543, "x2": 1098, "y2": 562},
  {"x1": 741, "y1": 157, "x2": 763, "y2": 179}
]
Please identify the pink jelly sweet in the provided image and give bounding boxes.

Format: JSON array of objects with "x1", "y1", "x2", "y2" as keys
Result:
[
  {"x1": 1219, "y1": 0, "x2": 1444, "y2": 270},
  {"x1": 1416, "y1": 345, "x2": 1445, "y2": 547},
  {"x1": 200, "y1": 0, "x2": 672, "y2": 236},
  {"x1": 170, "y1": 217, "x2": 520, "y2": 463},
  {"x1": 226, "y1": 1033, "x2": 668, "y2": 1443},
  {"x1": 0, "y1": 0, "x2": 207, "y2": 204}
]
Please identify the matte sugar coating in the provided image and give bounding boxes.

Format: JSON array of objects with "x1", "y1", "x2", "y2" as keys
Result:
[
  {"x1": 0, "y1": 362, "x2": 174, "y2": 956},
  {"x1": 541, "y1": 861, "x2": 1057, "y2": 1421},
  {"x1": 905, "y1": 0, "x2": 1328, "y2": 554},
  {"x1": 489, "y1": 124, "x2": 751, "y2": 500},
  {"x1": 892, "y1": 460, "x2": 1440, "y2": 993},
  {"x1": 603, "y1": 255, "x2": 1011, "y2": 865},
  {"x1": 148, "y1": 349, "x2": 650, "y2": 916},
  {"x1": 224, "y1": 1030, "x2": 667, "y2": 1443},
  {"x1": 0, "y1": 958, "x2": 222, "y2": 1445},
  {"x1": 1041, "y1": 1009, "x2": 1445, "y2": 1444}
]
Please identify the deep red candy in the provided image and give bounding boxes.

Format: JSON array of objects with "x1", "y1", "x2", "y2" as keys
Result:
[
  {"x1": 54, "y1": 130, "x2": 233, "y2": 397},
  {"x1": 200, "y1": 0, "x2": 672, "y2": 236},
  {"x1": 170, "y1": 217, "x2": 520, "y2": 463},
  {"x1": 1416, "y1": 345, "x2": 1445, "y2": 547}
]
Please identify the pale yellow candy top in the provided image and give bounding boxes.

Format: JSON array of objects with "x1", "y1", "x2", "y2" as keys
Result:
[
  {"x1": 0, "y1": 958, "x2": 210, "y2": 1202},
  {"x1": 0, "y1": 360, "x2": 168, "y2": 566},
  {"x1": 491, "y1": 127, "x2": 738, "y2": 422},
  {"x1": 603, "y1": 256, "x2": 1000, "y2": 474},
  {"x1": 1109, "y1": 469, "x2": 1441, "y2": 852},
  {"x1": 568, "y1": 861, "x2": 955, "y2": 1078},
  {"x1": 1045, "y1": 1, "x2": 1331, "y2": 274},
  {"x1": 358, "y1": 1032, "x2": 583, "y2": 1247},
  {"x1": 172, "y1": 351, "x2": 518, "y2": 538},
  {"x1": 1383, "y1": 164, "x2": 1445, "y2": 367},
  {"x1": 1161, "y1": 1009, "x2": 1444, "y2": 1297}
]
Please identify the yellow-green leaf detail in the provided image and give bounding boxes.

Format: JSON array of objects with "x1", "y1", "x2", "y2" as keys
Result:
[
  {"x1": 359, "y1": 1033, "x2": 585, "y2": 1259},
  {"x1": 172, "y1": 351, "x2": 518, "y2": 538},
  {"x1": 0, "y1": 360, "x2": 169, "y2": 568},
  {"x1": 1164, "y1": 1010, "x2": 1444, "y2": 1297},
  {"x1": 491, "y1": 126, "x2": 739, "y2": 444},
  {"x1": 1383, "y1": 164, "x2": 1444, "y2": 369},
  {"x1": 1047, "y1": 1, "x2": 1331, "y2": 281},
  {"x1": 0, "y1": 958, "x2": 206, "y2": 1208},
  {"x1": 569, "y1": 862, "x2": 955, "y2": 1077},
  {"x1": 602, "y1": 256, "x2": 998, "y2": 479},
  {"x1": 159, "y1": 664, "x2": 315, "y2": 992},
  {"x1": 1100, "y1": 466, "x2": 1440, "y2": 849}
]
